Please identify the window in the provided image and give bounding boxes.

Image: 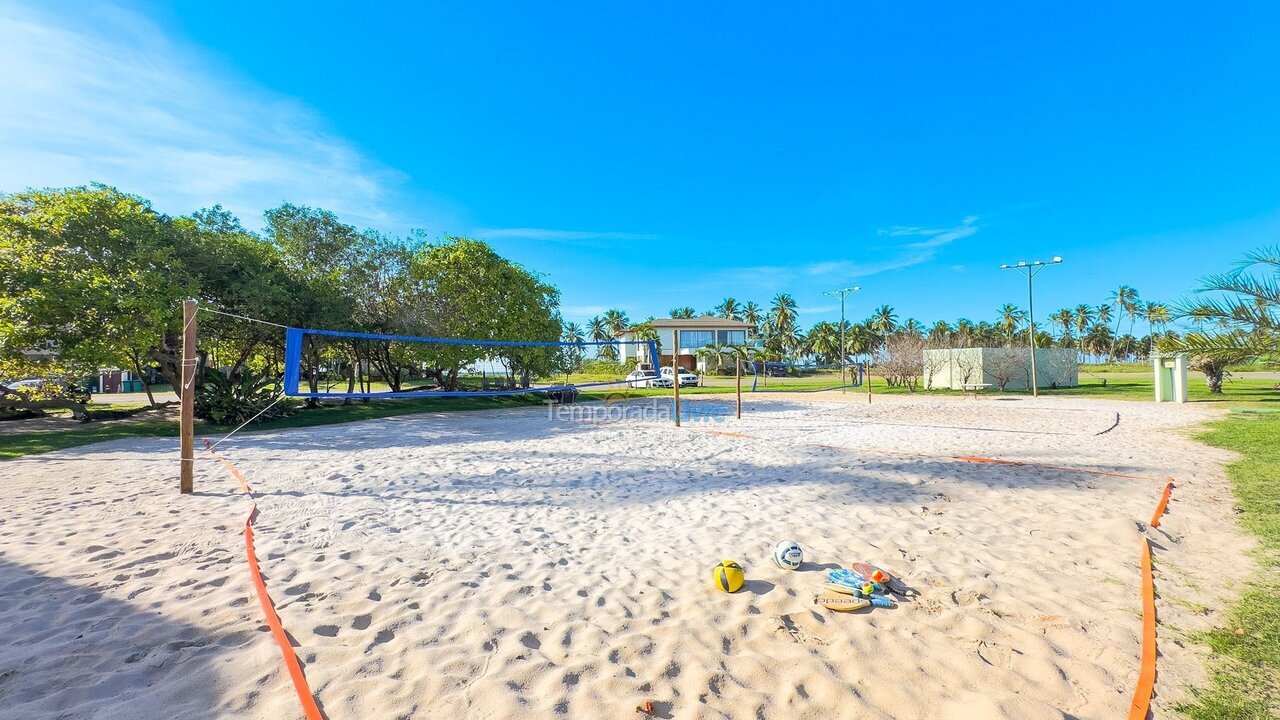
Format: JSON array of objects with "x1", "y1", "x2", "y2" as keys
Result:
[
  {"x1": 718, "y1": 330, "x2": 746, "y2": 345},
  {"x1": 678, "y1": 330, "x2": 714, "y2": 348}
]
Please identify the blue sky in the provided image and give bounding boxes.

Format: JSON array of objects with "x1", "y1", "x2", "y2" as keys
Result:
[{"x1": 3, "y1": 2, "x2": 1279, "y2": 330}]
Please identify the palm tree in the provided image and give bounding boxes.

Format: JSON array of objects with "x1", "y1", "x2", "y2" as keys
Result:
[
  {"x1": 669, "y1": 306, "x2": 695, "y2": 319},
  {"x1": 588, "y1": 316, "x2": 609, "y2": 342},
  {"x1": 1106, "y1": 285, "x2": 1140, "y2": 359},
  {"x1": 603, "y1": 308, "x2": 630, "y2": 336},
  {"x1": 741, "y1": 301, "x2": 763, "y2": 329},
  {"x1": 1145, "y1": 302, "x2": 1170, "y2": 336},
  {"x1": 1167, "y1": 245, "x2": 1279, "y2": 373},
  {"x1": 1049, "y1": 309, "x2": 1074, "y2": 344},
  {"x1": 806, "y1": 321, "x2": 841, "y2": 364},
  {"x1": 869, "y1": 305, "x2": 897, "y2": 335},
  {"x1": 560, "y1": 322, "x2": 585, "y2": 379},
  {"x1": 900, "y1": 318, "x2": 924, "y2": 336},
  {"x1": 716, "y1": 297, "x2": 741, "y2": 320},
  {"x1": 589, "y1": 315, "x2": 618, "y2": 362},
  {"x1": 1085, "y1": 323, "x2": 1114, "y2": 360},
  {"x1": 928, "y1": 321, "x2": 954, "y2": 346},
  {"x1": 996, "y1": 304, "x2": 1027, "y2": 347},
  {"x1": 1073, "y1": 304, "x2": 1094, "y2": 361},
  {"x1": 770, "y1": 293, "x2": 798, "y2": 331},
  {"x1": 561, "y1": 322, "x2": 584, "y2": 344}
]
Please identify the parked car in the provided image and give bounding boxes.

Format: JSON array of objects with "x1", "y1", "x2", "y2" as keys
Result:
[
  {"x1": 1, "y1": 377, "x2": 92, "y2": 403},
  {"x1": 625, "y1": 370, "x2": 672, "y2": 388},
  {"x1": 660, "y1": 366, "x2": 700, "y2": 387}
]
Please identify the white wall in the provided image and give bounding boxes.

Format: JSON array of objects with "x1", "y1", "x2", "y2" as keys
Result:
[{"x1": 924, "y1": 348, "x2": 1079, "y2": 390}]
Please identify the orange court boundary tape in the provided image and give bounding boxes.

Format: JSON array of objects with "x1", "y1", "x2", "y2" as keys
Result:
[
  {"x1": 1150, "y1": 479, "x2": 1174, "y2": 528},
  {"x1": 1128, "y1": 538, "x2": 1158, "y2": 720},
  {"x1": 1129, "y1": 479, "x2": 1173, "y2": 717},
  {"x1": 204, "y1": 440, "x2": 324, "y2": 720}
]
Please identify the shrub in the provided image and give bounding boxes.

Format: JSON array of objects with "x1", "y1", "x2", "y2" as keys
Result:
[{"x1": 194, "y1": 369, "x2": 295, "y2": 426}]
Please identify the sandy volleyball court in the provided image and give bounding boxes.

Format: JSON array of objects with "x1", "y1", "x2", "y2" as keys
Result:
[{"x1": 0, "y1": 394, "x2": 1253, "y2": 719}]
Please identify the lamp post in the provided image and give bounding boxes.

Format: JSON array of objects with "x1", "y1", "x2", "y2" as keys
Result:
[
  {"x1": 822, "y1": 285, "x2": 861, "y2": 392},
  {"x1": 999, "y1": 257, "x2": 1062, "y2": 397}
]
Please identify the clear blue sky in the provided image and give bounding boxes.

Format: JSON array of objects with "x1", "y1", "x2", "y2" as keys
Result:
[{"x1": 3, "y1": 1, "x2": 1279, "y2": 329}]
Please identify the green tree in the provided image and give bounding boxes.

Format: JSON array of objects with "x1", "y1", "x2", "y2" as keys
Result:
[
  {"x1": 1072, "y1": 304, "x2": 1094, "y2": 361},
  {"x1": 1166, "y1": 245, "x2": 1279, "y2": 381},
  {"x1": 805, "y1": 321, "x2": 841, "y2": 364},
  {"x1": 669, "y1": 306, "x2": 696, "y2": 319},
  {"x1": 869, "y1": 305, "x2": 898, "y2": 335},
  {"x1": 741, "y1": 301, "x2": 764, "y2": 329},
  {"x1": 402, "y1": 237, "x2": 562, "y2": 389},
  {"x1": 0, "y1": 185, "x2": 193, "y2": 406},
  {"x1": 587, "y1": 315, "x2": 616, "y2": 362},
  {"x1": 716, "y1": 297, "x2": 741, "y2": 320},
  {"x1": 603, "y1": 308, "x2": 630, "y2": 336},
  {"x1": 1106, "y1": 285, "x2": 1140, "y2": 359},
  {"x1": 996, "y1": 304, "x2": 1027, "y2": 347}
]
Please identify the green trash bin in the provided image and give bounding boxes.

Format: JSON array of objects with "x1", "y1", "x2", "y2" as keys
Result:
[{"x1": 123, "y1": 379, "x2": 144, "y2": 393}]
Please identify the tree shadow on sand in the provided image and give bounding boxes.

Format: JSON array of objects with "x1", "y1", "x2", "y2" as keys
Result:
[{"x1": 0, "y1": 555, "x2": 279, "y2": 719}]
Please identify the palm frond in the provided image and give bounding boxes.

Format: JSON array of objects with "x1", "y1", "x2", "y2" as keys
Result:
[
  {"x1": 1237, "y1": 244, "x2": 1280, "y2": 270},
  {"x1": 1198, "y1": 272, "x2": 1280, "y2": 306},
  {"x1": 1160, "y1": 330, "x2": 1274, "y2": 361}
]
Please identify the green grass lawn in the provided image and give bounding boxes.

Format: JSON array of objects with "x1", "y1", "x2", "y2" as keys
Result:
[{"x1": 1177, "y1": 413, "x2": 1280, "y2": 719}]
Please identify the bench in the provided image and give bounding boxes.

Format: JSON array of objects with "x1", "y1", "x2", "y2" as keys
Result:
[{"x1": 961, "y1": 382, "x2": 992, "y2": 398}]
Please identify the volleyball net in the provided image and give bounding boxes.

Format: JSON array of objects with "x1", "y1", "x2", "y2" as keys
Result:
[
  {"x1": 282, "y1": 327, "x2": 661, "y2": 399},
  {"x1": 746, "y1": 361, "x2": 864, "y2": 392}
]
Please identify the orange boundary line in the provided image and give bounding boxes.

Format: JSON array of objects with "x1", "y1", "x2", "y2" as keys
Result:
[
  {"x1": 1150, "y1": 480, "x2": 1174, "y2": 528},
  {"x1": 204, "y1": 441, "x2": 324, "y2": 720},
  {"x1": 1128, "y1": 538, "x2": 1157, "y2": 720}
]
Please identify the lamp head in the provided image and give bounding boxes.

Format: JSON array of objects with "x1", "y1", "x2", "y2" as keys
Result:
[{"x1": 1052, "y1": 256, "x2": 1063, "y2": 263}]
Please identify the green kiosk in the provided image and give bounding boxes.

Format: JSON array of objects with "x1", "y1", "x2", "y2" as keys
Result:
[{"x1": 1153, "y1": 353, "x2": 1188, "y2": 403}]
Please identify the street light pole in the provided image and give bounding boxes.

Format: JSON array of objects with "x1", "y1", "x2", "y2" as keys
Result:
[
  {"x1": 999, "y1": 257, "x2": 1063, "y2": 397},
  {"x1": 822, "y1": 285, "x2": 861, "y2": 393}
]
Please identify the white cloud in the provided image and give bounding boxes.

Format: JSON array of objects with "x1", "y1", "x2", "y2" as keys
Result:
[
  {"x1": 881, "y1": 215, "x2": 979, "y2": 249},
  {"x1": 0, "y1": 2, "x2": 413, "y2": 230},
  {"x1": 712, "y1": 216, "x2": 981, "y2": 291}
]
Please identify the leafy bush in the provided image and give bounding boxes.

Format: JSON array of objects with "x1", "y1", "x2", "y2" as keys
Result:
[{"x1": 194, "y1": 369, "x2": 295, "y2": 426}]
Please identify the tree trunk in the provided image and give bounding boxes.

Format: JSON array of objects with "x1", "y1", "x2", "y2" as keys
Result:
[
  {"x1": 1203, "y1": 368, "x2": 1225, "y2": 394},
  {"x1": 130, "y1": 349, "x2": 158, "y2": 407}
]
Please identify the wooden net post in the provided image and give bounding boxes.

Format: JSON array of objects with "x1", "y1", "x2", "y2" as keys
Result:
[
  {"x1": 672, "y1": 329, "x2": 680, "y2": 427},
  {"x1": 179, "y1": 298, "x2": 197, "y2": 494},
  {"x1": 735, "y1": 354, "x2": 742, "y2": 419}
]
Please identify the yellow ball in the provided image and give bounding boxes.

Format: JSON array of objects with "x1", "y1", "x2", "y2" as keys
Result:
[{"x1": 713, "y1": 560, "x2": 745, "y2": 593}]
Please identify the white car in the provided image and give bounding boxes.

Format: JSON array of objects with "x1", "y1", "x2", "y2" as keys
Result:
[
  {"x1": 625, "y1": 370, "x2": 672, "y2": 388},
  {"x1": 660, "y1": 366, "x2": 700, "y2": 387}
]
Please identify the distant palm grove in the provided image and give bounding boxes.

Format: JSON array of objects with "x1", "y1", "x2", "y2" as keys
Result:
[{"x1": 575, "y1": 288, "x2": 1176, "y2": 367}]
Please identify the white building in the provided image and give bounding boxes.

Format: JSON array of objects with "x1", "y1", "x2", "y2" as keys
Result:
[
  {"x1": 923, "y1": 347, "x2": 1079, "y2": 390},
  {"x1": 616, "y1": 317, "x2": 758, "y2": 372}
]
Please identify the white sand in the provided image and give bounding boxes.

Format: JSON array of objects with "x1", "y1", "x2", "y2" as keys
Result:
[{"x1": 0, "y1": 394, "x2": 1253, "y2": 719}]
